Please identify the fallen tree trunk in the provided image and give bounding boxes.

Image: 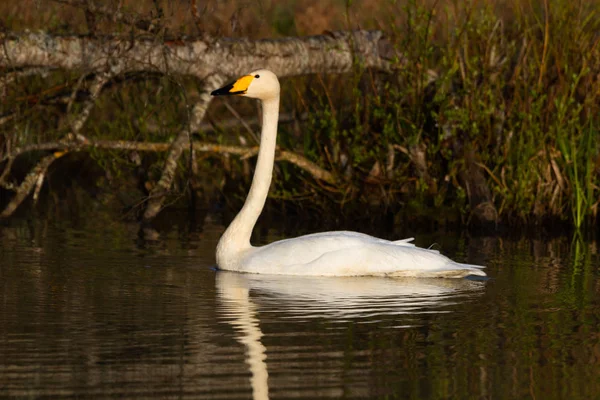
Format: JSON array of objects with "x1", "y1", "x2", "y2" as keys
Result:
[
  {"x1": 0, "y1": 30, "x2": 394, "y2": 79},
  {"x1": 0, "y1": 29, "x2": 393, "y2": 220}
]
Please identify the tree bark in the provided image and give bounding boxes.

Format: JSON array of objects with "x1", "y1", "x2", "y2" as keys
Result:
[{"x1": 0, "y1": 30, "x2": 394, "y2": 79}]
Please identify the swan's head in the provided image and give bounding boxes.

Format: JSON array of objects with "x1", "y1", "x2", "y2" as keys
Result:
[{"x1": 211, "y1": 69, "x2": 280, "y2": 100}]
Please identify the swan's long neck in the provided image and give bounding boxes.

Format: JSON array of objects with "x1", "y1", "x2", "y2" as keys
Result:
[{"x1": 217, "y1": 96, "x2": 279, "y2": 266}]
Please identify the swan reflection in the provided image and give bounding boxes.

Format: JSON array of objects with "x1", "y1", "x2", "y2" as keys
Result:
[{"x1": 217, "y1": 272, "x2": 485, "y2": 399}]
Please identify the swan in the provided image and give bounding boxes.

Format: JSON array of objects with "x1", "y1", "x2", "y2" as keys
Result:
[{"x1": 211, "y1": 69, "x2": 486, "y2": 278}]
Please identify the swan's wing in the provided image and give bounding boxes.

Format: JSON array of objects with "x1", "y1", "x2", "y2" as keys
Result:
[
  {"x1": 245, "y1": 231, "x2": 414, "y2": 270},
  {"x1": 292, "y1": 231, "x2": 415, "y2": 245},
  {"x1": 277, "y1": 244, "x2": 478, "y2": 277},
  {"x1": 302, "y1": 244, "x2": 485, "y2": 277},
  {"x1": 243, "y1": 235, "x2": 485, "y2": 278},
  {"x1": 243, "y1": 232, "x2": 376, "y2": 272}
]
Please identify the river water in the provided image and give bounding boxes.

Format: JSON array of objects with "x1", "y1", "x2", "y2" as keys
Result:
[{"x1": 0, "y1": 214, "x2": 599, "y2": 399}]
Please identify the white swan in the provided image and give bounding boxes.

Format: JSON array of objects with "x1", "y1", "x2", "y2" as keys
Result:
[{"x1": 211, "y1": 69, "x2": 486, "y2": 278}]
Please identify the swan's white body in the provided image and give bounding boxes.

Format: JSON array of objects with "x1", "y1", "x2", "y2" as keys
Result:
[{"x1": 212, "y1": 70, "x2": 486, "y2": 278}]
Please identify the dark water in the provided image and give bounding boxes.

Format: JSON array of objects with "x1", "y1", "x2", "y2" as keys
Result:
[{"x1": 1, "y1": 216, "x2": 599, "y2": 399}]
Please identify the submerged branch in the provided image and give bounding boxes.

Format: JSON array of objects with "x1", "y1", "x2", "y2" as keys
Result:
[{"x1": 0, "y1": 153, "x2": 60, "y2": 219}]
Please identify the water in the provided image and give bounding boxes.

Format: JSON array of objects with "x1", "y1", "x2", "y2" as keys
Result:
[{"x1": 1, "y1": 216, "x2": 599, "y2": 399}]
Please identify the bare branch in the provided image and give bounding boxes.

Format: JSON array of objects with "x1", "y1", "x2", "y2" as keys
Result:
[
  {"x1": 0, "y1": 153, "x2": 60, "y2": 219},
  {"x1": 223, "y1": 101, "x2": 259, "y2": 144},
  {"x1": 142, "y1": 73, "x2": 226, "y2": 222},
  {"x1": 0, "y1": 114, "x2": 15, "y2": 126},
  {"x1": 145, "y1": 111, "x2": 304, "y2": 135},
  {"x1": 190, "y1": 0, "x2": 205, "y2": 35},
  {"x1": 0, "y1": 65, "x2": 116, "y2": 217},
  {"x1": 0, "y1": 30, "x2": 384, "y2": 219},
  {"x1": 68, "y1": 69, "x2": 114, "y2": 138},
  {"x1": 276, "y1": 149, "x2": 334, "y2": 183},
  {"x1": 51, "y1": 0, "x2": 162, "y2": 33},
  {"x1": 1, "y1": 138, "x2": 335, "y2": 182},
  {"x1": 0, "y1": 71, "x2": 163, "y2": 128},
  {"x1": 0, "y1": 156, "x2": 15, "y2": 189}
]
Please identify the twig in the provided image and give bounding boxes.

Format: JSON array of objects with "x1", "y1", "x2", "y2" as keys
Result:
[
  {"x1": 0, "y1": 114, "x2": 15, "y2": 126},
  {"x1": 142, "y1": 74, "x2": 226, "y2": 222},
  {"x1": 68, "y1": 69, "x2": 114, "y2": 140},
  {"x1": 0, "y1": 156, "x2": 15, "y2": 189},
  {"x1": 223, "y1": 101, "x2": 260, "y2": 144},
  {"x1": 1, "y1": 67, "x2": 54, "y2": 96},
  {"x1": 1, "y1": 71, "x2": 163, "y2": 127},
  {"x1": 475, "y1": 161, "x2": 506, "y2": 191},
  {"x1": 51, "y1": 0, "x2": 162, "y2": 33},
  {"x1": 0, "y1": 67, "x2": 116, "y2": 217},
  {"x1": 65, "y1": 73, "x2": 89, "y2": 116},
  {"x1": 190, "y1": 0, "x2": 206, "y2": 35}
]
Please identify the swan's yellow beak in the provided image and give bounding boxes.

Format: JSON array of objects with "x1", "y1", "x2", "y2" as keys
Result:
[{"x1": 211, "y1": 75, "x2": 254, "y2": 96}]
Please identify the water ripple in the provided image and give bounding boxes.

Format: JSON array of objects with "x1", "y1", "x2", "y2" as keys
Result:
[{"x1": 216, "y1": 272, "x2": 485, "y2": 399}]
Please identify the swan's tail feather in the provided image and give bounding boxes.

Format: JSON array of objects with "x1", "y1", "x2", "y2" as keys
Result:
[
  {"x1": 389, "y1": 270, "x2": 485, "y2": 278},
  {"x1": 460, "y1": 268, "x2": 487, "y2": 277},
  {"x1": 433, "y1": 268, "x2": 486, "y2": 278},
  {"x1": 387, "y1": 262, "x2": 486, "y2": 278},
  {"x1": 448, "y1": 263, "x2": 487, "y2": 277},
  {"x1": 392, "y1": 237, "x2": 415, "y2": 246}
]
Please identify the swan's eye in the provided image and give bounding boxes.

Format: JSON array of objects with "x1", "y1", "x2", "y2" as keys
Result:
[{"x1": 255, "y1": 74, "x2": 260, "y2": 78}]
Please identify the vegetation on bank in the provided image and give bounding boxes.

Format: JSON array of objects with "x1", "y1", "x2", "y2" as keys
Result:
[{"x1": 1, "y1": 0, "x2": 599, "y2": 229}]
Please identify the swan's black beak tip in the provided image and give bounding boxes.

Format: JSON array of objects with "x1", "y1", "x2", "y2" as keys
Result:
[
  {"x1": 211, "y1": 83, "x2": 245, "y2": 96},
  {"x1": 210, "y1": 85, "x2": 230, "y2": 96}
]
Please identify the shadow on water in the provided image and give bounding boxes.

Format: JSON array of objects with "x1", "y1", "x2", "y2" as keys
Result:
[{"x1": 0, "y1": 212, "x2": 599, "y2": 399}]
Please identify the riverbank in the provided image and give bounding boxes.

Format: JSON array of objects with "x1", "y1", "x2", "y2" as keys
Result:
[{"x1": 1, "y1": 0, "x2": 599, "y2": 228}]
